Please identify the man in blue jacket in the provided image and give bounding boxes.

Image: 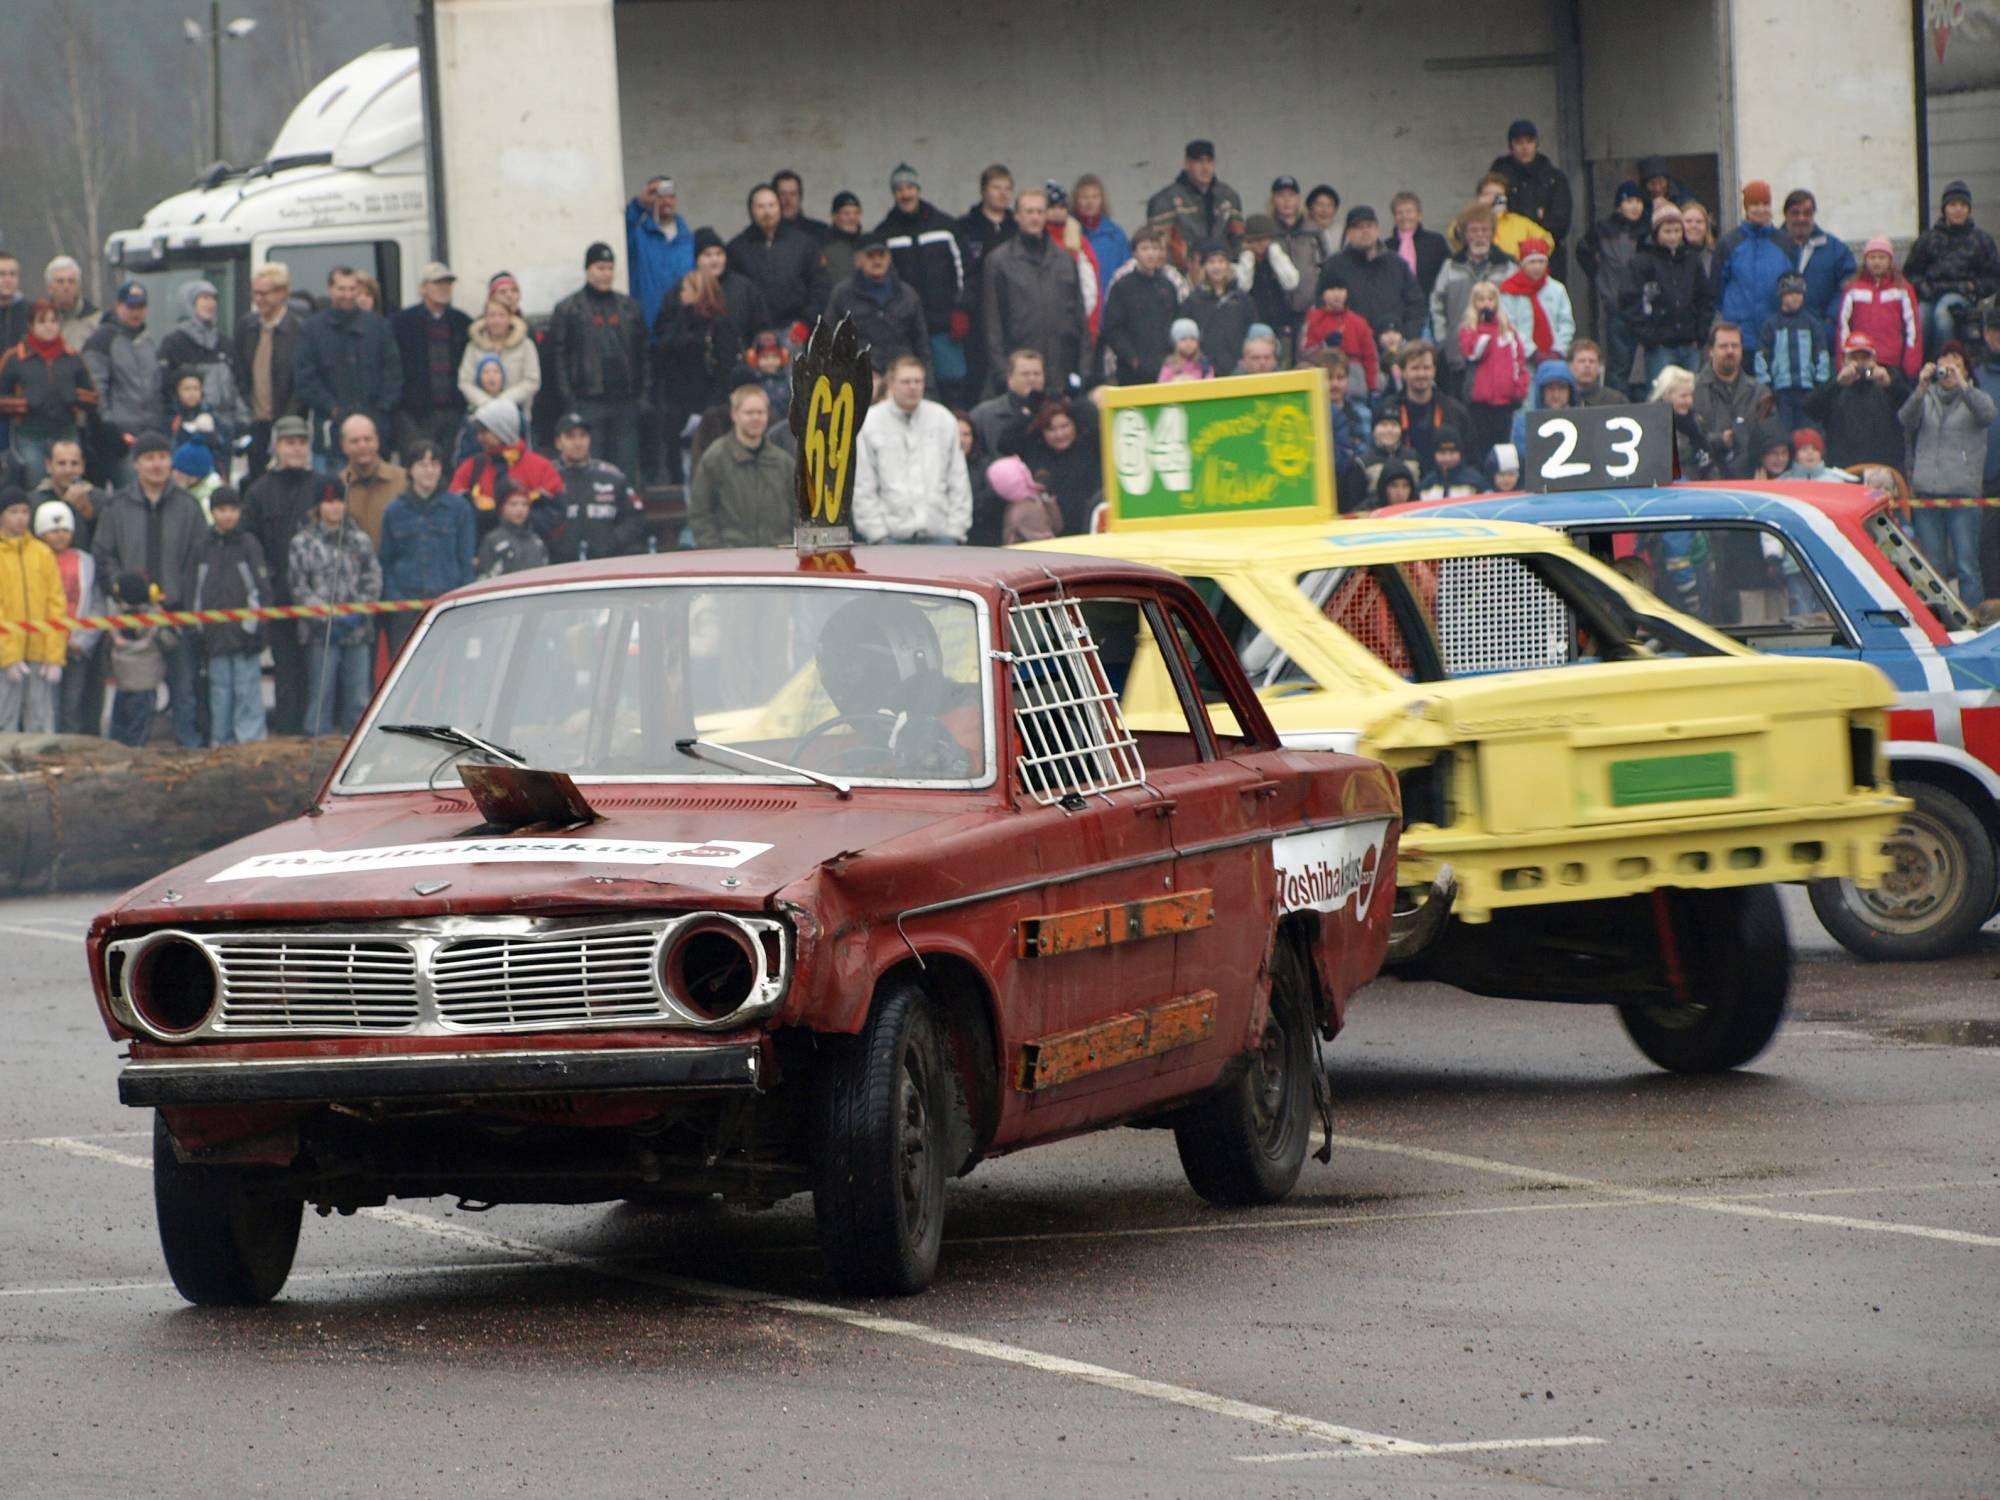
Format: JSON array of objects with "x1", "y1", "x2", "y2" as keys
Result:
[
  {"x1": 1714, "y1": 180, "x2": 1791, "y2": 349},
  {"x1": 626, "y1": 175, "x2": 695, "y2": 333},
  {"x1": 1779, "y1": 188, "x2": 1855, "y2": 342}
]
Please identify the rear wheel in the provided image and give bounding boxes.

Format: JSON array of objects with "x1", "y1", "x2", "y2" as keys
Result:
[
  {"x1": 1618, "y1": 886, "x2": 1790, "y2": 1073},
  {"x1": 812, "y1": 979, "x2": 950, "y2": 1295},
  {"x1": 1175, "y1": 941, "x2": 1315, "y2": 1206},
  {"x1": 1809, "y1": 780, "x2": 1996, "y2": 962},
  {"x1": 152, "y1": 1113, "x2": 302, "y2": 1306}
]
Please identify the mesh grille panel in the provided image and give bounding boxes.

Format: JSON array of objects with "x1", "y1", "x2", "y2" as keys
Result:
[
  {"x1": 1007, "y1": 598, "x2": 1146, "y2": 805},
  {"x1": 1435, "y1": 555, "x2": 1573, "y2": 676}
]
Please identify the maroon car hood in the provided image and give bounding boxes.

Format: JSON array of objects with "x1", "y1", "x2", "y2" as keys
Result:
[{"x1": 104, "y1": 790, "x2": 973, "y2": 927}]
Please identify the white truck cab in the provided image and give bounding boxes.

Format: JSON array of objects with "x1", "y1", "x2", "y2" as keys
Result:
[{"x1": 105, "y1": 47, "x2": 429, "y2": 336}]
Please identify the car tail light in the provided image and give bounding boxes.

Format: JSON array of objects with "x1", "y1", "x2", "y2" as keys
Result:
[
  {"x1": 660, "y1": 919, "x2": 760, "y2": 1023},
  {"x1": 129, "y1": 937, "x2": 219, "y2": 1036}
]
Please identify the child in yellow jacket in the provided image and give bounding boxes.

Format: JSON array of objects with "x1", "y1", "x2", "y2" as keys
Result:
[{"x1": 0, "y1": 485, "x2": 68, "y2": 733}]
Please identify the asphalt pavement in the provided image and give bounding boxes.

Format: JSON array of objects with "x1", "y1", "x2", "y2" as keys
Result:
[{"x1": 3, "y1": 888, "x2": 1995, "y2": 1498}]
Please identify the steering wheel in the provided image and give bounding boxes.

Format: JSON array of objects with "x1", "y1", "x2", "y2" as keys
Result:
[
  {"x1": 790, "y1": 711, "x2": 971, "y2": 779},
  {"x1": 790, "y1": 712, "x2": 895, "y2": 764}
]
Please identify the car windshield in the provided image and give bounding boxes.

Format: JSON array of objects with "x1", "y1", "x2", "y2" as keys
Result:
[{"x1": 338, "y1": 582, "x2": 991, "y2": 790}]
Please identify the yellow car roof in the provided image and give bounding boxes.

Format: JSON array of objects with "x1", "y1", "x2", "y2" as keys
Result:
[{"x1": 1021, "y1": 517, "x2": 1586, "y2": 573}]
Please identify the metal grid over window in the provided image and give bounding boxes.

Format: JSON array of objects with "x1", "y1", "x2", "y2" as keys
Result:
[
  {"x1": 1006, "y1": 598, "x2": 1147, "y2": 805},
  {"x1": 1434, "y1": 555, "x2": 1573, "y2": 676}
]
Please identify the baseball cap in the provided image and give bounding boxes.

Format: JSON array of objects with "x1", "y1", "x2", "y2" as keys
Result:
[
  {"x1": 555, "y1": 411, "x2": 591, "y2": 435},
  {"x1": 1345, "y1": 205, "x2": 1378, "y2": 227},
  {"x1": 1271, "y1": 175, "x2": 1301, "y2": 194},
  {"x1": 115, "y1": 280, "x2": 148, "y2": 308},
  {"x1": 1842, "y1": 332, "x2": 1877, "y2": 354},
  {"x1": 418, "y1": 260, "x2": 456, "y2": 283},
  {"x1": 857, "y1": 232, "x2": 890, "y2": 254},
  {"x1": 1184, "y1": 138, "x2": 1216, "y2": 160},
  {"x1": 271, "y1": 415, "x2": 311, "y2": 440}
]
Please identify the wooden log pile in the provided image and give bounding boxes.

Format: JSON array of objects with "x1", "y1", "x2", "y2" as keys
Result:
[{"x1": 0, "y1": 734, "x2": 338, "y2": 896}]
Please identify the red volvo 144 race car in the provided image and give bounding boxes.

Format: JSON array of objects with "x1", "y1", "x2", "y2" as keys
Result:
[{"x1": 87, "y1": 548, "x2": 1400, "y2": 1301}]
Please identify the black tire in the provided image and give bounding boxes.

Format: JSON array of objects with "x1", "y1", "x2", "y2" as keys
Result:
[
  {"x1": 812, "y1": 978, "x2": 950, "y2": 1295},
  {"x1": 1617, "y1": 886, "x2": 1790, "y2": 1073},
  {"x1": 152, "y1": 1113, "x2": 302, "y2": 1306},
  {"x1": 1174, "y1": 941, "x2": 1315, "y2": 1206},
  {"x1": 1808, "y1": 780, "x2": 1997, "y2": 962}
]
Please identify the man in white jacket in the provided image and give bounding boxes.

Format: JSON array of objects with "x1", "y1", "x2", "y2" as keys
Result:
[{"x1": 853, "y1": 356, "x2": 972, "y2": 544}]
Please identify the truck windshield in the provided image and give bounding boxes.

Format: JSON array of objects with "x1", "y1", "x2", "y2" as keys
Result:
[
  {"x1": 115, "y1": 254, "x2": 246, "y2": 335},
  {"x1": 337, "y1": 582, "x2": 992, "y2": 791}
]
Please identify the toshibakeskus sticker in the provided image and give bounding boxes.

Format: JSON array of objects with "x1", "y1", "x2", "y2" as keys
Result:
[
  {"x1": 1272, "y1": 820, "x2": 1392, "y2": 916},
  {"x1": 207, "y1": 839, "x2": 774, "y2": 882}
]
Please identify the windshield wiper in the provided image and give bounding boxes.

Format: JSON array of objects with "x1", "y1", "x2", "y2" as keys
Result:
[
  {"x1": 673, "y1": 738, "x2": 851, "y2": 798},
  {"x1": 379, "y1": 723, "x2": 528, "y2": 767}
]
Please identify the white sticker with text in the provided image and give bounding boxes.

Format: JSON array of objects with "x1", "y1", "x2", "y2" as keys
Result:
[
  {"x1": 208, "y1": 838, "x2": 774, "y2": 882},
  {"x1": 1273, "y1": 820, "x2": 1392, "y2": 916}
]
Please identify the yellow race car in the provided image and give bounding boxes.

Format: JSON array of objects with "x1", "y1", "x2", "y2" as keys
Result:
[{"x1": 1025, "y1": 518, "x2": 1907, "y2": 1072}]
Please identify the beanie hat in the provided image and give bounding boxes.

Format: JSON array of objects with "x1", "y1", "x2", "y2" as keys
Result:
[
  {"x1": 1345, "y1": 204, "x2": 1378, "y2": 228},
  {"x1": 131, "y1": 430, "x2": 173, "y2": 458},
  {"x1": 1863, "y1": 234, "x2": 1895, "y2": 260},
  {"x1": 1434, "y1": 425, "x2": 1463, "y2": 450},
  {"x1": 474, "y1": 398, "x2": 522, "y2": 446},
  {"x1": 1518, "y1": 236, "x2": 1552, "y2": 262},
  {"x1": 987, "y1": 455, "x2": 1040, "y2": 505},
  {"x1": 1170, "y1": 317, "x2": 1200, "y2": 343},
  {"x1": 1507, "y1": 118, "x2": 1538, "y2": 141},
  {"x1": 584, "y1": 241, "x2": 616, "y2": 268},
  {"x1": 112, "y1": 572, "x2": 151, "y2": 609},
  {"x1": 207, "y1": 484, "x2": 241, "y2": 512},
  {"x1": 0, "y1": 486, "x2": 30, "y2": 515},
  {"x1": 1942, "y1": 179, "x2": 1972, "y2": 208},
  {"x1": 1775, "y1": 271, "x2": 1808, "y2": 298},
  {"x1": 1742, "y1": 180, "x2": 1772, "y2": 208},
  {"x1": 889, "y1": 162, "x2": 920, "y2": 189},
  {"x1": 32, "y1": 499, "x2": 74, "y2": 536},
  {"x1": 1306, "y1": 184, "x2": 1340, "y2": 210},
  {"x1": 1043, "y1": 180, "x2": 1067, "y2": 209},
  {"x1": 1246, "y1": 322, "x2": 1276, "y2": 342},
  {"x1": 1651, "y1": 198, "x2": 1684, "y2": 225},
  {"x1": 1243, "y1": 213, "x2": 1279, "y2": 238},
  {"x1": 171, "y1": 440, "x2": 214, "y2": 479},
  {"x1": 693, "y1": 225, "x2": 725, "y2": 255},
  {"x1": 474, "y1": 353, "x2": 505, "y2": 386},
  {"x1": 1790, "y1": 427, "x2": 1824, "y2": 452},
  {"x1": 1490, "y1": 443, "x2": 1521, "y2": 475},
  {"x1": 830, "y1": 190, "x2": 859, "y2": 214},
  {"x1": 1615, "y1": 180, "x2": 1645, "y2": 205}
]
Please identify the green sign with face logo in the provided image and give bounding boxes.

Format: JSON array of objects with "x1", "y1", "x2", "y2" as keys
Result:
[{"x1": 1099, "y1": 369, "x2": 1336, "y2": 531}]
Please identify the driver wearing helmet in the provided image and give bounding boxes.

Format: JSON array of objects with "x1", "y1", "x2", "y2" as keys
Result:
[{"x1": 807, "y1": 597, "x2": 983, "y2": 778}]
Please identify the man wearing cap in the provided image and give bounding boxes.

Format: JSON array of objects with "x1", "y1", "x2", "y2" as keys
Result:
[
  {"x1": 390, "y1": 262, "x2": 472, "y2": 459},
  {"x1": 823, "y1": 193, "x2": 866, "y2": 284},
  {"x1": 1714, "y1": 182, "x2": 1792, "y2": 348},
  {"x1": 0, "y1": 487, "x2": 65, "y2": 734},
  {"x1": 1905, "y1": 181, "x2": 2000, "y2": 358},
  {"x1": 1806, "y1": 331, "x2": 1907, "y2": 473},
  {"x1": 547, "y1": 242, "x2": 649, "y2": 483},
  {"x1": 825, "y1": 234, "x2": 930, "y2": 380},
  {"x1": 547, "y1": 412, "x2": 648, "y2": 563},
  {"x1": 980, "y1": 187, "x2": 1089, "y2": 397},
  {"x1": 80, "y1": 282, "x2": 164, "y2": 485},
  {"x1": 1315, "y1": 206, "x2": 1426, "y2": 347},
  {"x1": 1267, "y1": 177, "x2": 1326, "y2": 322},
  {"x1": 1147, "y1": 140, "x2": 1244, "y2": 274},
  {"x1": 242, "y1": 414, "x2": 344, "y2": 734},
  {"x1": 1488, "y1": 120, "x2": 1573, "y2": 269},
  {"x1": 872, "y1": 165, "x2": 967, "y2": 402},
  {"x1": 293, "y1": 264, "x2": 402, "y2": 464},
  {"x1": 234, "y1": 262, "x2": 304, "y2": 482},
  {"x1": 626, "y1": 174, "x2": 695, "y2": 333},
  {"x1": 1777, "y1": 188, "x2": 1855, "y2": 341},
  {"x1": 90, "y1": 430, "x2": 206, "y2": 745}
]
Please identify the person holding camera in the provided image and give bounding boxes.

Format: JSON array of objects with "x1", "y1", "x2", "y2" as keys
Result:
[
  {"x1": 1901, "y1": 344, "x2": 1999, "y2": 603},
  {"x1": 1457, "y1": 280, "x2": 1531, "y2": 459}
]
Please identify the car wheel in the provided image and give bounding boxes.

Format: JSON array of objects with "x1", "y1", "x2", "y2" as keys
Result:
[
  {"x1": 812, "y1": 978, "x2": 950, "y2": 1296},
  {"x1": 1618, "y1": 886, "x2": 1790, "y2": 1073},
  {"x1": 1809, "y1": 780, "x2": 1997, "y2": 962},
  {"x1": 152, "y1": 1113, "x2": 302, "y2": 1306},
  {"x1": 1175, "y1": 940, "x2": 1314, "y2": 1206}
]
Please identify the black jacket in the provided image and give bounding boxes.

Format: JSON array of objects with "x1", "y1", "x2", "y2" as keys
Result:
[
  {"x1": 1489, "y1": 151, "x2": 1574, "y2": 250},
  {"x1": 240, "y1": 466, "x2": 345, "y2": 604},
  {"x1": 1621, "y1": 234, "x2": 1714, "y2": 347},
  {"x1": 231, "y1": 310, "x2": 303, "y2": 422},
  {"x1": 0, "y1": 342, "x2": 96, "y2": 436},
  {"x1": 1387, "y1": 226, "x2": 1452, "y2": 298},
  {"x1": 1185, "y1": 283, "x2": 1255, "y2": 375},
  {"x1": 955, "y1": 205, "x2": 1016, "y2": 331},
  {"x1": 1805, "y1": 373, "x2": 1910, "y2": 472},
  {"x1": 1317, "y1": 247, "x2": 1427, "y2": 341},
  {"x1": 390, "y1": 304, "x2": 473, "y2": 416},
  {"x1": 824, "y1": 274, "x2": 930, "y2": 374},
  {"x1": 547, "y1": 285, "x2": 650, "y2": 406},
  {"x1": 725, "y1": 223, "x2": 829, "y2": 330},
  {"x1": 293, "y1": 306, "x2": 401, "y2": 432},
  {"x1": 547, "y1": 457, "x2": 648, "y2": 563},
  {"x1": 1100, "y1": 267, "x2": 1180, "y2": 384},
  {"x1": 191, "y1": 527, "x2": 273, "y2": 654},
  {"x1": 1903, "y1": 214, "x2": 2000, "y2": 303},
  {"x1": 652, "y1": 300, "x2": 739, "y2": 414},
  {"x1": 1372, "y1": 388, "x2": 1472, "y2": 471},
  {"x1": 871, "y1": 201, "x2": 965, "y2": 327}
]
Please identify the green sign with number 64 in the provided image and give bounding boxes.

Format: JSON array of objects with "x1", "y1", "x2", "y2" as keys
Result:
[{"x1": 1098, "y1": 370, "x2": 1336, "y2": 531}]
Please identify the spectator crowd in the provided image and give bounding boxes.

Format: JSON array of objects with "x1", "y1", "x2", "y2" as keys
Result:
[{"x1": 1, "y1": 123, "x2": 1998, "y2": 742}]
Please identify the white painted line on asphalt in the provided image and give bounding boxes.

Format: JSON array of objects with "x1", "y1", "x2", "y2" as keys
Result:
[
  {"x1": 1333, "y1": 1136, "x2": 2000, "y2": 1248},
  {"x1": 1239, "y1": 1436, "x2": 1607, "y2": 1464},
  {"x1": 1812, "y1": 1025, "x2": 2000, "y2": 1059},
  {"x1": 0, "y1": 922, "x2": 84, "y2": 943},
  {"x1": 30, "y1": 1135, "x2": 149, "y2": 1170},
  {"x1": 33, "y1": 1138, "x2": 1602, "y2": 1465},
  {"x1": 0, "y1": 1129, "x2": 147, "y2": 1147}
]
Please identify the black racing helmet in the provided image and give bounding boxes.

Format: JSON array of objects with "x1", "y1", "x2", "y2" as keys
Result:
[{"x1": 817, "y1": 596, "x2": 947, "y2": 719}]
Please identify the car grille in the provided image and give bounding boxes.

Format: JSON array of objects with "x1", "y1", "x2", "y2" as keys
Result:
[
  {"x1": 213, "y1": 938, "x2": 421, "y2": 1031},
  {"x1": 432, "y1": 929, "x2": 664, "y2": 1028}
]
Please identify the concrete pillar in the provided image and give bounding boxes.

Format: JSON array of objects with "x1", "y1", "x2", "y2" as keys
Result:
[
  {"x1": 431, "y1": 0, "x2": 626, "y2": 315},
  {"x1": 1724, "y1": 0, "x2": 1919, "y2": 239}
]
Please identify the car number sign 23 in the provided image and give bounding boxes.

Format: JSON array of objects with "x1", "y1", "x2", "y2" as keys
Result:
[
  {"x1": 1522, "y1": 403, "x2": 1675, "y2": 492},
  {"x1": 1100, "y1": 370, "x2": 1336, "y2": 530}
]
